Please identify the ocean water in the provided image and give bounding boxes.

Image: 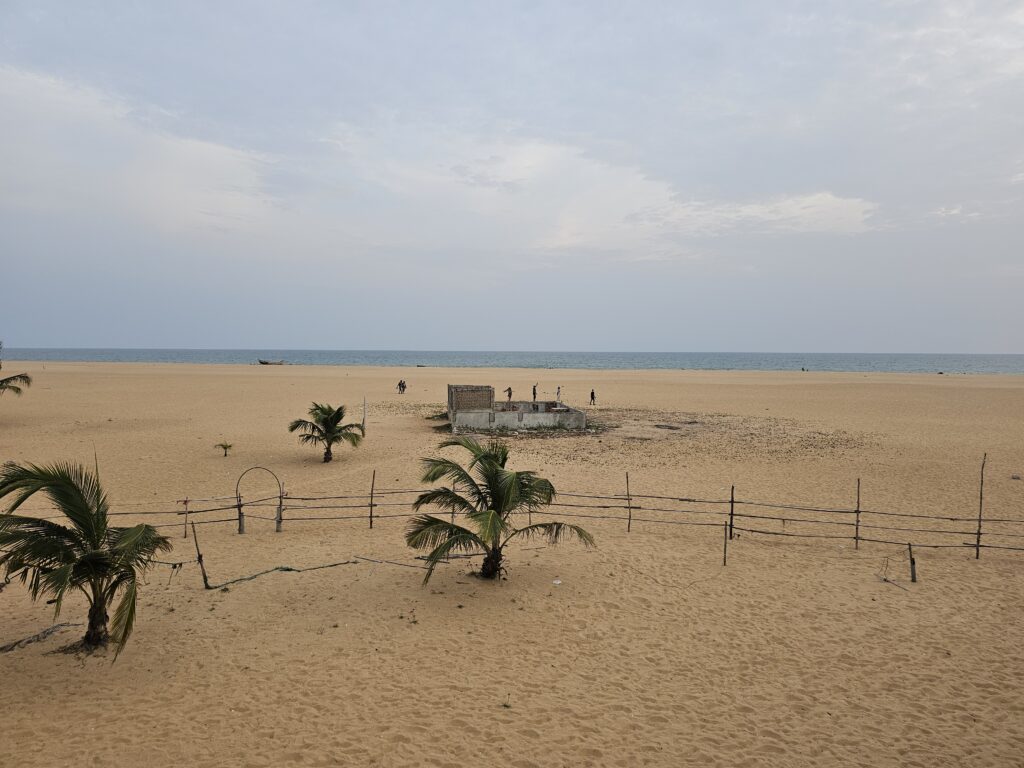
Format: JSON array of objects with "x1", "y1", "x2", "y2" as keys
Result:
[{"x1": 6, "y1": 349, "x2": 1024, "y2": 373}]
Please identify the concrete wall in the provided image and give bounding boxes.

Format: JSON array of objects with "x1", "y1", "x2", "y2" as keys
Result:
[
  {"x1": 448, "y1": 385, "x2": 493, "y2": 418},
  {"x1": 451, "y1": 401, "x2": 586, "y2": 432}
]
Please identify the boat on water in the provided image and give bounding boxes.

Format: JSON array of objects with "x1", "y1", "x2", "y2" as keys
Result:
[{"x1": 258, "y1": 359, "x2": 285, "y2": 365}]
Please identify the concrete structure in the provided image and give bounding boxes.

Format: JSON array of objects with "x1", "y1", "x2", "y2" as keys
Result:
[{"x1": 447, "y1": 384, "x2": 586, "y2": 433}]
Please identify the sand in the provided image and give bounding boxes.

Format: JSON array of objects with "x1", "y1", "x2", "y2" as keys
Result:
[{"x1": 1, "y1": 361, "x2": 1022, "y2": 767}]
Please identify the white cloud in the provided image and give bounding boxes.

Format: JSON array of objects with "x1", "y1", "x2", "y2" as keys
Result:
[
  {"x1": 0, "y1": 66, "x2": 276, "y2": 237},
  {"x1": 321, "y1": 124, "x2": 878, "y2": 258},
  {"x1": 0, "y1": 66, "x2": 879, "y2": 270}
]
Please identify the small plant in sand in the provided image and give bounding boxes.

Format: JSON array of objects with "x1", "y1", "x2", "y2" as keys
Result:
[
  {"x1": 215, "y1": 442, "x2": 233, "y2": 457},
  {"x1": 0, "y1": 372, "x2": 32, "y2": 397},
  {"x1": 406, "y1": 437, "x2": 595, "y2": 583},
  {"x1": 0, "y1": 461, "x2": 172, "y2": 657},
  {"x1": 288, "y1": 402, "x2": 364, "y2": 463}
]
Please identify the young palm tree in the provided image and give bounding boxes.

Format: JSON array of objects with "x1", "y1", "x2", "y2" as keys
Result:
[
  {"x1": 0, "y1": 461, "x2": 172, "y2": 656},
  {"x1": 406, "y1": 437, "x2": 594, "y2": 583},
  {"x1": 215, "y1": 442, "x2": 233, "y2": 457},
  {"x1": 287, "y1": 402, "x2": 364, "y2": 463},
  {"x1": 0, "y1": 372, "x2": 32, "y2": 397}
]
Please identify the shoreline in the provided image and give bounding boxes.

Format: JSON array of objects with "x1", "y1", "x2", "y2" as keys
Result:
[{"x1": 7, "y1": 358, "x2": 1024, "y2": 380}]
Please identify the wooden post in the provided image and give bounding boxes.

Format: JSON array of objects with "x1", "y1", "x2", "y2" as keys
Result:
[
  {"x1": 723, "y1": 521, "x2": 728, "y2": 566},
  {"x1": 275, "y1": 484, "x2": 284, "y2": 533},
  {"x1": 854, "y1": 478, "x2": 861, "y2": 550},
  {"x1": 181, "y1": 497, "x2": 190, "y2": 540},
  {"x1": 908, "y1": 543, "x2": 917, "y2": 583},
  {"x1": 191, "y1": 522, "x2": 211, "y2": 590},
  {"x1": 236, "y1": 494, "x2": 245, "y2": 535},
  {"x1": 729, "y1": 485, "x2": 735, "y2": 540},
  {"x1": 626, "y1": 472, "x2": 633, "y2": 533},
  {"x1": 369, "y1": 470, "x2": 376, "y2": 529},
  {"x1": 975, "y1": 453, "x2": 987, "y2": 559}
]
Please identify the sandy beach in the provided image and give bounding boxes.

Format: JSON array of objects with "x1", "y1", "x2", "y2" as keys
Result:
[{"x1": 1, "y1": 361, "x2": 1023, "y2": 767}]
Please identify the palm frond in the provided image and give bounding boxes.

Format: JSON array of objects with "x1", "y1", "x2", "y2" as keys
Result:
[
  {"x1": 109, "y1": 577, "x2": 138, "y2": 659},
  {"x1": 418, "y1": 532, "x2": 483, "y2": 584},
  {"x1": 411, "y1": 487, "x2": 478, "y2": 517},
  {"x1": 109, "y1": 524, "x2": 172, "y2": 569},
  {"x1": 505, "y1": 522, "x2": 596, "y2": 549},
  {"x1": 419, "y1": 457, "x2": 487, "y2": 508},
  {"x1": 0, "y1": 373, "x2": 32, "y2": 396},
  {"x1": 287, "y1": 418, "x2": 320, "y2": 435},
  {"x1": 466, "y1": 507, "x2": 511, "y2": 547},
  {"x1": 405, "y1": 515, "x2": 481, "y2": 552},
  {"x1": 0, "y1": 461, "x2": 108, "y2": 547}
]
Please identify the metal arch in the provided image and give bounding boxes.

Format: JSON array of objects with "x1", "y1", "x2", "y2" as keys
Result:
[{"x1": 235, "y1": 466, "x2": 284, "y2": 502}]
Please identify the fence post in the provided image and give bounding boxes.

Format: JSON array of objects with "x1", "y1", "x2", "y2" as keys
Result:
[
  {"x1": 369, "y1": 469, "x2": 376, "y2": 529},
  {"x1": 237, "y1": 494, "x2": 245, "y2": 535},
  {"x1": 276, "y1": 484, "x2": 284, "y2": 533},
  {"x1": 191, "y1": 522, "x2": 211, "y2": 590},
  {"x1": 723, "y1": 521, "x2": 728, "y2": 566},
  {"x1": 626, "y1": 472, "x2": 632, "y2": 533},
  {"x1": 854, "y1": 478, "x2": 861, "y2": 550},
  {"x1": 975, "y1": 453, "x2": 987, "y2": 559},
  {"x1": 181, "y1": 496, "x2": 189, "y2": 540},
  {"x1": 908, "y1": 543, "x2": 917, "y2": 583},
  {"x1": 729, "y1": 485, "x2": 735, "y2": 540}
]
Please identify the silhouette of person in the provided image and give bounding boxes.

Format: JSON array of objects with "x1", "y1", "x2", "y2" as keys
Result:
[
  {"x1": 590, "y1": 389, "x2": 596, "y2": 405},
  {"x1": 532, "y1": 383, "x2": 537, "y2": 401},
  {"x1": 504, "y1": 386, "x2": 513, "y2": 402},
  {"x1": 556, "y1": 386, "x2": 561, "y2": 402}
]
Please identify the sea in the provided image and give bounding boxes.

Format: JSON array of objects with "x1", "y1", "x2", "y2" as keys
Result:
[{"x1": 5, "y1": 349, "x2": 1024, "y2": 374}]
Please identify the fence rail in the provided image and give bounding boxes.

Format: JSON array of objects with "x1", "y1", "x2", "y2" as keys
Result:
[{"x1": 7, "y1": 455, "x2": 1023, "y2": 590}]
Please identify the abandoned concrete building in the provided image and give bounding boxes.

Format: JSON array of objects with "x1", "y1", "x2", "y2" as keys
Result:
[{"x1": 447, "y1": 385, "x2": 586, "y2": 432}]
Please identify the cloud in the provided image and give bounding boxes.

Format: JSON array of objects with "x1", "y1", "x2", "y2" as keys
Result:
[
  {"x1": 320, "y1": 124, "x2": 878, "y2": 259},
  {"x1": 0, "y1": 66, "x2": 276, "y2": 238}
]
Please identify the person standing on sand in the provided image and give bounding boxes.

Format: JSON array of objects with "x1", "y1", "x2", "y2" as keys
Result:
[
  {"x1": 532, "y1": 383, "x2": 537, "y2": 401},
  {"x1": 504, "y1": 386, "x2": 513, "y2": 402},
  {"x1": 556, "y1": 386, "x2": 561, "y2": 402},
  {"x1": 590, "y1": 389, "x2": 596, "y2": 405}
]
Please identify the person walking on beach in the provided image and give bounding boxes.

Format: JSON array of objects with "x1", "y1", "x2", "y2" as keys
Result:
[
  {"x1": 556, "y1": 386, "x2": 561, "y2": 403},
  {"x1": 532, "y1": 383, "x2": 537, "y2": 402},
  {"x1": 590, "y1": 389, "x2": 596, "y2": 405},
  {"x1": 504, "y1": 386, "x2": 513, "y2": 402}
]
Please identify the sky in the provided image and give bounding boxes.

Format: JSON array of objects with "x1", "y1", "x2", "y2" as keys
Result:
[{"x1": 1, "y1": 1, "x2": 1022, "y2": 352}]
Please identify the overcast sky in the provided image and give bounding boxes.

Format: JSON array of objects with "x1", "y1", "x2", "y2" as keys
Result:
[{"x1": 1, "y1": 1, "x2": 1022, "y2": 352}]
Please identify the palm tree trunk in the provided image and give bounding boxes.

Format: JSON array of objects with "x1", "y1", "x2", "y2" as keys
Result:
[
  {"x1": 84, "y1": 591, "x2": 109, "y2": 647},
  {"x1": 480, "y1": 547, "x2": 503, "y2": 579},
  {"x1": 323, "y1": 445, "x2": 333, "y2": 463}
]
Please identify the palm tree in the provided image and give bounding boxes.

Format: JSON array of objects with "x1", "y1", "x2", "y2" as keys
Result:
[
  {"x1": 288, "y1": 402, "x2": 364, "y2": 463},
  {"x1": 0, "y1": 461, "x2": 172, "y2": 656},
  {"x1": 215, "y1": 442, "x2": 233, "y2": 457},
  {"x1": 0, "y1": 373, "x2": 32, "y2": 397},
  {"x1": 406, "y1": 437, "x2": 594, "y2": 583}
]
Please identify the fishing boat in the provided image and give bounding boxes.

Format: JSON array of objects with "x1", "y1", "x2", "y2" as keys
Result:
[{"x1": 258, "y1": 359, "x2": 285, "y2": 365}]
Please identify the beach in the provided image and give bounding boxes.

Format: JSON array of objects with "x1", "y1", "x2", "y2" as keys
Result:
[{"x1": 1, "y1": 361, "x2": 1023, "y2": 767}]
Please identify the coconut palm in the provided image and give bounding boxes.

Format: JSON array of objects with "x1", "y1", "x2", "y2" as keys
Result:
[
  {"x1": 0, "y1": 373, "x2": 32, "y2": 397},
  {"x1": 406, "y1": 437, "x2": 594, "y2": 583},
  {"x1": 288, "y1": 402, "x2": 364, "y2": 463},
  {"x1": 0, "y1": 461, "x2": 172, "y2": 656},
  {"x1": 215, "y1": 442, "x2": 233, "y2": 457}
]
